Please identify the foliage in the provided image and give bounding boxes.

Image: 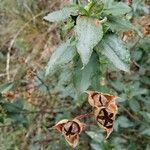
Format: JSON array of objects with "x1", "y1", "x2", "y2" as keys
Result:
[
  {"x1": 0, "y1": 0, "x2": 149, "y2": 149},
  {"x1": 45, "y1": 0, "x2": 133, "y2": 72}
]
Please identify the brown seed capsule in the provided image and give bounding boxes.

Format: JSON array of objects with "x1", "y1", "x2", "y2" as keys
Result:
[
  {"x1": 54, "y1": 119, "x2": 85, "y2": 148},
  {"x1": 85, "y1": 91, "x2": 117, "y2": 108},
  {"x1": 86, "y1": 91, "x2": 118, "y2": 139},
  {"x1": 94, "y1": 106, "x2": 117, "y2": 139}
]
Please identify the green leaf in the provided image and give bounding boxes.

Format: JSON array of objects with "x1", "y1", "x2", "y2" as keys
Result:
[
  {"x1": 73, "y1": 53, "x2": 98, "y2": 93},
  {"x1": 113, "y1": 137, "x2": 127, "y2": 148},
  {"x1": 107, "y1": 16, "x2": 142, "y2": 35},
  {"x1": 139, "y1": 112, "x2": 150, "y2": 123},
  {"x1": 87, "y1": 1, "x2": 104, "y2": 17},
  {"x1": 0, "y1": 113, "x2": 4, "y2": 123},
  {"x1": 140, "y1": 128, "x2": 150, "y2": 136},
  {"x1": 129, "y1": 99, "x2": 140, "y2": 112},
  {"x1": 103, "y1": 2, "x2": 131, "y2": 16},
  {"x1": 86, "y1": 131, "x2": 103, "y2": 143},
  {"x1": 138, "y1": 37, "x2": 150, "y2": 52},
  {"x1": 45, "y1": 40, "x2": 76, "y2": 76},
  {"x1": 75, "y1": 16, "x2": 103, "y2": 67},
  {"x1": 107, "y1": 16, "x2": 134, "y2": 32},
  {"x1": 98, "y1": 34, "x2": 130, "y2": 72},
  {"x1": 79, "y1": 7, "x2": 89, "y2": 16},
  {"x1": 1, "y1": 97, "x2": 27, "y2": 125},
  {"x1": 102, "y1": 0, "x2": 114, "y2": 7},
  {"x1": 91, "y1": 143, "x2": 103, "y2": 150},
  {"x1": 117, "y1": 116, "x2": 134, "y2": 128},
  {"x1": 54, "y1": 67, "x2": 76, "y2": 98},
  {"x1": 44, "y1": 6, "x2": 78, "y2": 22},
  {"x1": 2, "y1": 97, "x2": 23, "y2": 113},
  {"x1": 0, "y1": 82, "x2": 13, "y2": 93},
  {"x1": 146, "y1": 144, "x2": 150, "y2": 150},
  {"x1": 29, "y1": 144, "x2": 41, "y2": 150},
  {"x1": 132, "y1": 0, "x2": 149, "y2": 14}
]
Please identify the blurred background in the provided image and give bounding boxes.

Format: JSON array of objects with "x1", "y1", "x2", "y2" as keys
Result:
[{"x1": 0, "y1": 0, "x2": 150, "y2": 150}]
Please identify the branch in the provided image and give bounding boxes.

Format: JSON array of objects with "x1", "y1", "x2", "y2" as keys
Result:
[
  {"x1": 34, "y1": 73, "x2": 52, "y2": 99},
  {"x1": 33, "y1": 138, "x2": 59, "y2": 144}
]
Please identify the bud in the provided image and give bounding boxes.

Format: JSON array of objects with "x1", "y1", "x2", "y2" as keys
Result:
[{"x1": 54, "y1": 119, "x2": 85, "y2": 148}]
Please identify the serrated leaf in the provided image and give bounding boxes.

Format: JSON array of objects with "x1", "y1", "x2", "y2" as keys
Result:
[
  {"x1": 103, "y1": 2, "x2": 131, "y2": 16},
  {"x1": 73, "y1": 53, "x2": 98, "y2": 93},
  {"x1": 98, "y1": 34, "x2": 130, "y2": 72},
  {"x1": 108, "y1": 16, "x2": 134, "y2": 32},
  {"x1": 75, "y1": 16, "x2": 103, "y2": 67},
  {"x1": 44, "y1": 6, "x2": 78, "y2": 22},
  {"x1": 45, "y1": 40, "x2": 76, "y2": 76},
  {"x1": 107, "y1": 16, "x2": 142, "y2": 36}
]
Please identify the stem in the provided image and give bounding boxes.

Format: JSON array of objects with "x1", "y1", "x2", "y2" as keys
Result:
[
  {"x1": 33, "y1": 138, "x2": 59, "y2": 144},
  {"x1": 118, "y1": 104, "x2": 139, "y2": 121},
  {"x1": 33, "y1": 72, "x2": 52, "y2": 99},
  {"x1": 75, "y1": 113, "x2": 94, "y2": 120}
]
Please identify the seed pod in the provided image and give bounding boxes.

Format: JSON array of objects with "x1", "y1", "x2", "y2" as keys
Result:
[
  {"x1": 86, "y1": 91, "x2": 118, "y2": 139},
  {"x1": 54, "y1": 119, "x2": 85, "y2": 148},
  {"x1": 94, "y1": 106, "x2": 117, "y2": 139},
  {"x1": 85, "y1": 91, "x2": 117, "y2": 108}
]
